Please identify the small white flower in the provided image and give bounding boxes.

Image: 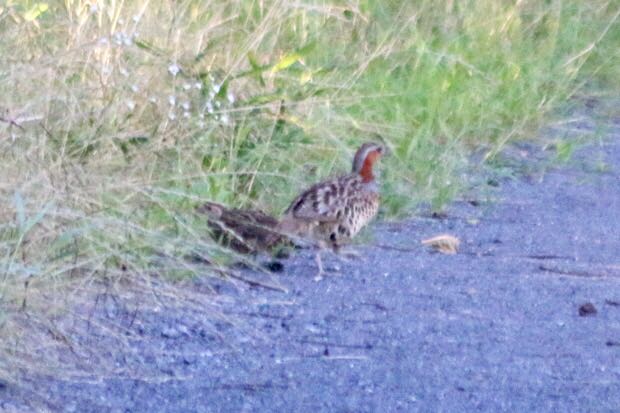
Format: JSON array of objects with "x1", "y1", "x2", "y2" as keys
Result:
[
  {"x1": 183, "y1": 83, "x2": 191, "y2": 90},
  {"x1": 205, "y1": 101, "x2": 214, "y2": 114},
  {"x1": 98, "y1": 37, "x2": 109, "y2": 45},
  {"x1": 181, "y1": 101, "x2": 190, "y2": 110},
  {"x1": 119, "y1": 67, "x2": 129, "y2": 77},
  {"x1": 212, "y1": 83, "x2": 221, "y2": 94},
  {"x1": 168, "y1": 112, "x2": 176, "y2": 120},
  {"x1": 193, "y1": 82, "x2": 202, "y2": 90},
  {"x1": 198, "y1": 121, "x2": 205, "y2": 128},
  {"x1": 126, "y1": 100, "x2": 136, "y2": 111},
  {"x1": 168, "y1": 95, "x2": 176, "y2": 106},
  {"x1": 131, "y1": 84, "x2": 139, "y2": 93},
  {"x1": 168, "y1": 63, "x2": 180, "y2": 77},
  {"x1": 215, "y1": 101, "x2": 221, "y2": 108},
  {"x1": 149, "y1": 96, "x2": 158, "y2": 103},
  {"x1": 226, "y1": 92, "x2": 235, "y2": 104},
  {"x1": 220, "y1": 114, "x2": 229, "y2": 125},
  {"x1": 90, "y1": 4, "x2": 98, "y2": 13},
  {"x1": 198, "y1": 113, "x2": 204, "y2": 119},
  {"x1": 118, "y1": 18, "x2": 125, "y2": 25},
  {"x1": 113, "y1": 32, "x2": 132, "y2": 46},
  {"x1": 132, "y1": 15, "x2": 141, "y2": 23},
  {"x1": 183, "y1": 111, "x2": 190, "y2": 118}
]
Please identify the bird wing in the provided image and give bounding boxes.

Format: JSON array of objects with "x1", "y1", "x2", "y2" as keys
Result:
[{"x1": 285, "y1": 175, "x2": 355, "y2": 223}]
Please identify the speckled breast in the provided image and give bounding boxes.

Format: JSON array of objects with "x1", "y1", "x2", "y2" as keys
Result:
[{"x1": 345, "y1": 193, "x2": 379, "y2": 237}]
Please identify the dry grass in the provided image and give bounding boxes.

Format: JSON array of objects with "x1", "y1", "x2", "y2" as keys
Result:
[{"x1": 0, "y1": 0, "x2": 619, "y2": 388}]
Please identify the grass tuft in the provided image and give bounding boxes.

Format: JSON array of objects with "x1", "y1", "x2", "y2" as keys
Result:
[{"x1": 0, "y1": 0, "x2": 618, "y2": 384}]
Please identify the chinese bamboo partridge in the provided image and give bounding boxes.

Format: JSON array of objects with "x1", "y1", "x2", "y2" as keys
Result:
[
  {"x1": 278, "y1": 142, "x2": 385, "y2": 278},
  {"x1": 197, "y1": 201, "x2": 286, "y2": 254}
]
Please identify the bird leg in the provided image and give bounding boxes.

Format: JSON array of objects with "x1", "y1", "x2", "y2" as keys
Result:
[
  {"x1": 313, "y1": 250, "x2": 325, "y2": 282},
  {"x1": 313, "y1": 240, "x2": 343, "y2": 281}
]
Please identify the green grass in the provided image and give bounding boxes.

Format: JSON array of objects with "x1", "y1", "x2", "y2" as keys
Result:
[{"x1": 0, "y1": 0, "x2": 618, "y2": 362}]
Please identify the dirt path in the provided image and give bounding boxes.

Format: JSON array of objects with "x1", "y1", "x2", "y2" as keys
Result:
[{"x1": 3, "y1": 102, "x2": 620, "y2": 412}]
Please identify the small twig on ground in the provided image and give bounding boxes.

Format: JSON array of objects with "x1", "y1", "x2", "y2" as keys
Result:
[
  {"x1": 218, "y1": 382, "x2": 289, "y2": 391},
  {"x1": 526, "y1": 254, "x2": 576, "y2": 260},
  {"x1": 321, "y1": 355, "x2": 369, "y2": 361},
  {"x1": 538, "y1": 264, "x2": 620, "y2": 278},
  {"x1": 226, "y1": 272, "x2": 288, "y2": 293},
  {"x1": 375, "y1": 244, "x2": 417, "y2": 252},
  {"x1": 298, "y1": 339, "x2": 374, "y2": 350}
]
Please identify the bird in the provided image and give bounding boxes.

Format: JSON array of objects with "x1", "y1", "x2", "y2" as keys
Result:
[
  {"x1": 196, "y1": 201, "x2": 287, "y2": 254},
  {"x1": 277, "y1": 142, "x2": 385, "y2": 279}
]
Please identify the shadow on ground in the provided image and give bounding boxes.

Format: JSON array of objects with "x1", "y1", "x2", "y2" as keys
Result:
[{"x1": 3, "y1": 101, "x2": 620, "y2": 412}]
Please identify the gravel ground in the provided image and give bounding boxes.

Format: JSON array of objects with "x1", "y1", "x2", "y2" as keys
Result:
[{"x1": 3, "y1": 102, "x2": 620, "y2": 412}]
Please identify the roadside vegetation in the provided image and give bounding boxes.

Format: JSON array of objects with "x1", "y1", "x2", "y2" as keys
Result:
[{"x1": 0, "y1": 0, "x2": 618, "y2": 383}]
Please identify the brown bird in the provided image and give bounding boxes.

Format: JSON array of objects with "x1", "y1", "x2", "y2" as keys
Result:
[
  {"x1": 278, "y1": 142, "x2": 385, "y2": 279},
  {"x1": 197, "y1": 201, "x2": 286, "y2": 254}
]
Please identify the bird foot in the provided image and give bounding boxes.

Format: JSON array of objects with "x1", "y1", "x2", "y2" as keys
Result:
[
  {"x1": 313, "y1": 251, "x2": 342, "y2": 281},
  {"x1": 313, "y1": 264, "x2": 344, "y2": 282}
]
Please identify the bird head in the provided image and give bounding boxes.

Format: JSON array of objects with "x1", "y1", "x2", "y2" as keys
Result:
[{"x1": 352, "y1": 142, "x2": 385, "y2": 182}]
